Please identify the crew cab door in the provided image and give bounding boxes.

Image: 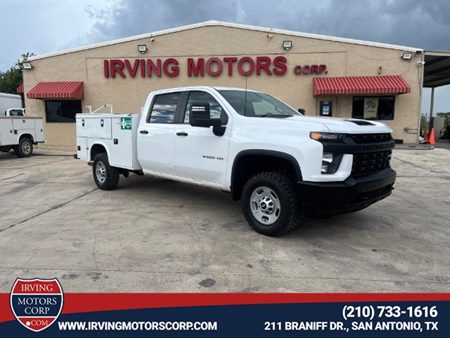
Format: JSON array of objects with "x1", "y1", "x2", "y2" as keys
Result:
[
  {"x1": 174, "y1": 90, "x2": 231, "y2": 186},
  {"x1": 137, "y1": 92, "x2": 182, "y2": 175}
]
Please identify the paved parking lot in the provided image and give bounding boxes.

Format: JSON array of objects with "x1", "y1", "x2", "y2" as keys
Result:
[{"x1": 0, "y1": 148, "x2": 449, "y2": 292}]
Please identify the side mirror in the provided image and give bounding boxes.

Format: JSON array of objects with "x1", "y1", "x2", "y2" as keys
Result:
[
  {"x1": 189, "y1": 103, "x2": 225, "y2": 136},
  {"x1": 189, "y1": 103, "x2": 215, "y2": 126},
  {"x1": 298, "y1": 108, "x2": 305, "y2": 115}
]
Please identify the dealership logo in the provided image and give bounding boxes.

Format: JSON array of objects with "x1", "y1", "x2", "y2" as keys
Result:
[{"x1": 10, "y1": 278, "x2": 64, "y2": 332}]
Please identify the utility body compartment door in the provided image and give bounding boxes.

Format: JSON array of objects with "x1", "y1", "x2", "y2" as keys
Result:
[
  {"x1": 0, "y1": 119, "x2": 16, "y2": 145},
  {"x1": 12, "y1": 118, "x2": 34, "y2": 131},
  {"x1": 109, "y1": 114, "x2": 141, "y2": 169},
  {"x1": 33, "y1": 118, "x2": 45, "y2": 143},
  {"x1": 77, "y1": 116, "x2": 112, "y2": 139}
]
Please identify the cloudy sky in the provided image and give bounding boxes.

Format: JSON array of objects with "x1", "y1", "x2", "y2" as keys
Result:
[{"x1": 1, "y1": 0, "x2": 449, "y2": 114}]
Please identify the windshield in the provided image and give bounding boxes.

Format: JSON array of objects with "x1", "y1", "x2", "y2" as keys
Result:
[{"x1": 218, "y1": 90, "x2": 299, "y2": 118}]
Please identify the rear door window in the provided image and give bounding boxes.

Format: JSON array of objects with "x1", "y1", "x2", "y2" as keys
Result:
[{"x1": 148, "y1": 92, "x2": 181, "y2": 123}]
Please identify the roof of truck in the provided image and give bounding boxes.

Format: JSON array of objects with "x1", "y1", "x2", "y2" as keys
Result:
[
  {"x1": 149, "y1": 86, "x2": 260, "y2": 94},
  {"x1": 214, "y1": 87, "x2": 259, "y2": 92}
]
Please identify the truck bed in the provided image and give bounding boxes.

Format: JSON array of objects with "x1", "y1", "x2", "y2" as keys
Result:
[{"x1": 76, "y1": 113, "x2": 142, "y2": 170}]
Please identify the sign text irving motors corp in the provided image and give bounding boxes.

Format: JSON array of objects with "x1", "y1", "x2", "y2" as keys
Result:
[{"x1": 103, "y1": 56, "x2": 328, "y2": 79}]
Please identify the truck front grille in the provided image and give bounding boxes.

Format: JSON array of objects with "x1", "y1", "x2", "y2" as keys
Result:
[
  {"x1": 348, "y1": 133, "x2": 392, "y2": 144},
  {"x1": 352, "y1": 150, "x2": 392, "y2": 177}
]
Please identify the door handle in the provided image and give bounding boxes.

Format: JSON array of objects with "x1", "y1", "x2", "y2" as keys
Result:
[
  {"x1": 139, "y1": 130, "x2": 149, "y2": 135},
  {"x1": 176, "y1": 132, "x2": 188, "y2": 136}
]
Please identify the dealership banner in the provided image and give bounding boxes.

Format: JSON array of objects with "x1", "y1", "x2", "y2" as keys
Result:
[{"x1": 1, "y1": 283, "x2": 449, "y2": 337}]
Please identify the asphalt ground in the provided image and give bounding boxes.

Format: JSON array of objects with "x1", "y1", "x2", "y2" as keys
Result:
[{"x1": 0, "y1": 148, "x2": 449, "y2": 292}]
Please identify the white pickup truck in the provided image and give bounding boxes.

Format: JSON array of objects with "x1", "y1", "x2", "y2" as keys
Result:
[
  {"x1": 0, "y1": 115, "x2": 45, "y2": 157},
  {"x1": 76, "y1": 86, "x2": 396, "y2": 236}
]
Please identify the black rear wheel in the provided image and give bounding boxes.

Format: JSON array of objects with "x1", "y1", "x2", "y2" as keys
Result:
[
  {"x1": 93, "y1": 153, "x2": 119, "y2": 190},
  {"x1": 14, "y1": 137, "x2": 33, "y2": 157},
  {"x1": 241, "y1": 172, "x2": 302, "y2": 236}
]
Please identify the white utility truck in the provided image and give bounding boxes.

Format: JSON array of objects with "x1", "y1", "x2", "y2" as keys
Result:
[
  {"x1": 0, "y1": 115, "x2": 45, "y2": 157},
  {"x1": 76, "y1": 87, "x2": 396, "y2": 236}
]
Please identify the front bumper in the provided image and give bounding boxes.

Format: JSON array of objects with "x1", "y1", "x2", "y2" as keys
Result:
[{"x1": 297, "y1": 168, "x2": 396, "y2": 215}]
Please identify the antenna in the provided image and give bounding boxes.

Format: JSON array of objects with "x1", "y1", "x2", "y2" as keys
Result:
[{"x1": 244, "y1": 76, "x2": 248, "y2": 116}]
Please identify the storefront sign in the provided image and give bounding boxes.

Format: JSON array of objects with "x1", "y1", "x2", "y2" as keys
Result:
[{"x1": 103, "y1": 57, "x2": 327, "y2": 79}]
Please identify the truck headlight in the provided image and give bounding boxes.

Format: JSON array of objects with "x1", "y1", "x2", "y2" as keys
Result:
[
  {"x1": 321, "y1": 152, "x2": 343, "y2": 174},
  {"x1": 310, "y1": 132, "x2": 345, "y2": 142}
]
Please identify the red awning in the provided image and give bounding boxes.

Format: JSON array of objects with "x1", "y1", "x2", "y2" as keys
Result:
[
  {"x1": 16, "y1": 83, "x2": 24, "y2": 94},
  {"x1": 27, "y1": 82, "x2": 84, "y2": 100},
  {"x1": 313, "y1": 75, "x2": 410, "y2": 96}
]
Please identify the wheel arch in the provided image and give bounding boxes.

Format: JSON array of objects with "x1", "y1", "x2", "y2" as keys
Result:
[
  {"x1": 230, "y1": 149, "x2": 302, "y2": 201},
  {"x1": 90, "y1": 143, "x2": 110, "y2": 161},
  {"x1": 19, "y1": 133, "x2": 34, "y2": 143}
]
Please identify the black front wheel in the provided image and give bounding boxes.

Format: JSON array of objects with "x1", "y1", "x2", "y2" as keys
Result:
[
  {"x1": 241, "y1": 172, "x2": 302, "y2": 236},
  {"x1": 93, "y1": 153, "x2": 119, "y2": 190}
]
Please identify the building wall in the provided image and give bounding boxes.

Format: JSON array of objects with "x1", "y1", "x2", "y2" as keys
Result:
[{"x1": 23, "y1": 25, "x2": 422, "y2": 150}]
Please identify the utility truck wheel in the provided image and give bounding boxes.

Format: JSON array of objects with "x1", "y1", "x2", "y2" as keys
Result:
[
  {"x1": 241, "y1": 172, "x2": 301, "y2": 236},
  {"x1": 93, "y1": 153, "x2": 119, "y2": 190},
  {"x1": 14, "y1": 137, "x2": 33, "y2": 157}
]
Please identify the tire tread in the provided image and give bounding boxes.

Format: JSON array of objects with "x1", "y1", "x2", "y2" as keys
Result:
[
  {"x1": 241, "y1": 171, "x2": 302, "y2": 236},
  {"x1": 14, "y1": 137, "x2": 33, "y2": 158},
  {"x1": 93, "y1": 153, "x2": 119, "y2": 190}
]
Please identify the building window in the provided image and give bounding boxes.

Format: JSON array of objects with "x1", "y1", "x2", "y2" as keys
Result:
[
  {"x1": 148, "y1": 92, "x2": 181, "y2": 123},
  {"x1": 352, "y1": 96, "x2": 395, "y2": 120},
  {"x1": 184, "y1": 91, "x2": 228, "y2": 124},
  {"x1": 45, "y1": 100, "x2": 81, "y2": 123}
]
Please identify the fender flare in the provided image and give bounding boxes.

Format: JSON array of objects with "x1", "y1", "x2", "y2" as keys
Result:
[
  {"x1": 230, "y1": 149, "x2": 303, "y2": 199},
  {"x1": 89, "y1": 142, "x2": 111, "y2": 161},
  {"x1": 18, "y1": 133, "x2": 34, "y2": 143}
]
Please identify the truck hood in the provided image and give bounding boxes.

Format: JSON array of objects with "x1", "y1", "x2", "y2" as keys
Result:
[
  {"x1": 286, "y1": 115, "x2": 393, "y2": 134},
  {"x1": 234, "y1": 115, "x2": 393, "y2": 138}
]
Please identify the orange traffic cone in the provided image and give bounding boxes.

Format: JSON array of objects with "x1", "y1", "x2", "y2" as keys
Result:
[{"x1": 429, "y1": 128, "x2": 436, "y2": 145}]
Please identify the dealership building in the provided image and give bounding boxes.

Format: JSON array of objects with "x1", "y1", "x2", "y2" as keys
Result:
[{"x1": 19, "y1": 21, "x2": 449, "y2": 150}]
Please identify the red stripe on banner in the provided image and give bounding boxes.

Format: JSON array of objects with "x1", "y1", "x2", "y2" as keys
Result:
[
  {"x1": 2, "y1": 293, "x2": 449, "y2": 323},
  {"x1": 312, "y1": 75, "x2": 411, "y2": 96},
  {"x1": 26, "y1": 82, "x2": 84, "y2": 100}
]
